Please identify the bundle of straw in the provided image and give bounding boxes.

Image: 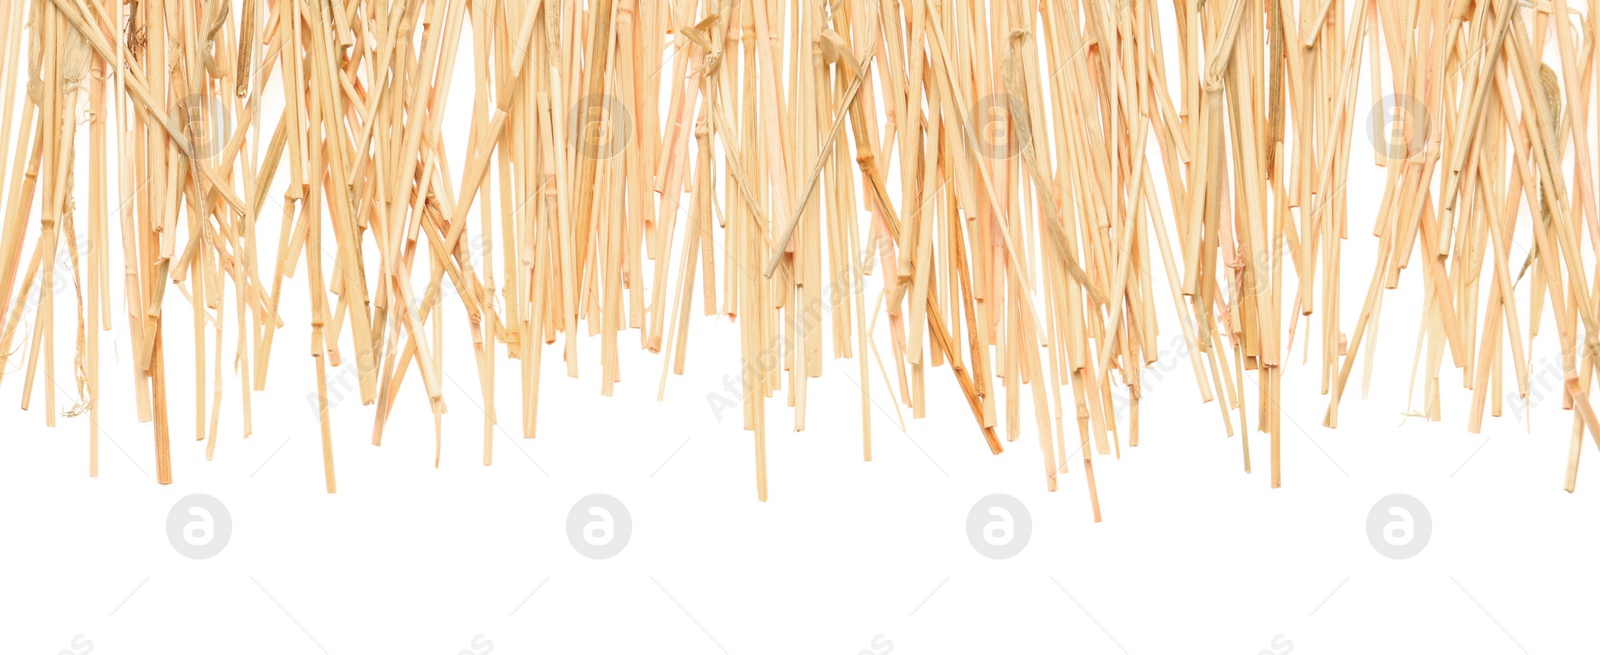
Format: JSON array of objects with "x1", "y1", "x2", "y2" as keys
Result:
[{"x1": 1, "y1": 0, "x2": 1596, "y2": 520}]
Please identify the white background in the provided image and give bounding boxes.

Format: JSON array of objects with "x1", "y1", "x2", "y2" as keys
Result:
[{"x1": 3, "y1": 2, "x2": 1599, "y2": 653}]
